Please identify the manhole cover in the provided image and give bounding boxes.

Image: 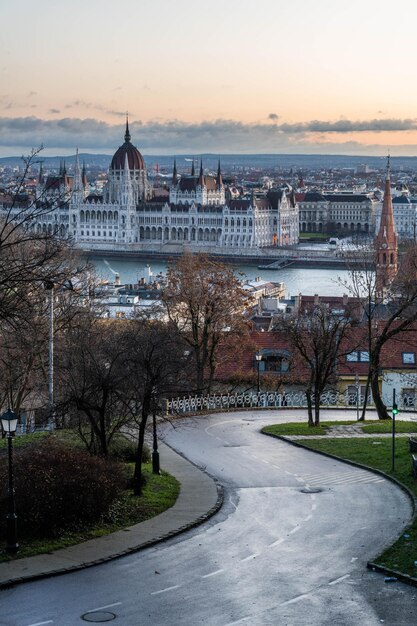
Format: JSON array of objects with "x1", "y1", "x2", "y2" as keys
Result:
[
  {"x1": 300, "y1": 487, "x2": 323, "y2": 494},
  {"x1": 81, "y1": 611, "x2": 116, "y2": 623}
]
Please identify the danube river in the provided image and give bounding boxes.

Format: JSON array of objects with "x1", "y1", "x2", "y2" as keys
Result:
[{"x1": 90, "y1": 255, "x2": 352, "y2": 297}]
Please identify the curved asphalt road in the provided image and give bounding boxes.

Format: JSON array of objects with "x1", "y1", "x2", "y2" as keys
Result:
[{"x1": 1, "y1": 411, "x2": 416, "y2": 626}]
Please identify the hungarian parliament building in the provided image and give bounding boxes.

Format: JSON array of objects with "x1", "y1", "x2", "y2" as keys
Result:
[
  {"x1": 28, "y1": 121, "x2": 390, "y2": 254},
  {"x1": 33, "y1": 121, "x2": 300, "y2": 253}
]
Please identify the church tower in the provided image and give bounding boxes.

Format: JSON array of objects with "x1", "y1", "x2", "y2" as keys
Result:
[{"x1": 375, "y1": 156, "x2": 398, "y2": 295}]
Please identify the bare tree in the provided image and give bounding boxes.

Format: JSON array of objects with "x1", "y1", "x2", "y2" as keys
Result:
[
  {"x1": 275, "y1": 304, "x2": 353, "y2": 426},
  {"x1": 339, "y1": 242, "x2": 417, "y2": 420},
  {"x1": 56, "y1": 315, "x2": 131, "y2": 456},
  {"x1": 122, "y1": 316, "x2": 188, "y2": 496},
  {"x1": 162, "y1": 253, "x2": 252, "y2": 395}
]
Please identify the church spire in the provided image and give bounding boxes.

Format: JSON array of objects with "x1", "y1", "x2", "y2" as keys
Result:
[
  {"x1": 216, "y1": 159, "x2": 223, "y2": 188},
  {"x1": 198, "y1": 160, "x2": 205, "y2": 186},
  {"x1": 172, "y1": 159, "x2": 178, "y2": 185},
  {"x1": 124, "y1": 113, "x2": 131, "y2": 143},
  {"x1": 38, "y1": 161, "x2": 44, "y2": 185},
  {"x1": 191, "y1": 159, "x2": 195, "y2": 177},
  {"x1": 375, "y1": 153, "x2": 398, "y2": 294}
]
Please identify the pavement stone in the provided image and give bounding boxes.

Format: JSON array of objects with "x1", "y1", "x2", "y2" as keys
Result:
[{"x1": 0, "y1": 441, "x2": 222, "y2": 589}]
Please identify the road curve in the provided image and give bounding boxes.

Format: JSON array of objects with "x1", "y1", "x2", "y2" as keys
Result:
[{"x1": 0, "y1": 411, "x2": 416, "y2": 626}]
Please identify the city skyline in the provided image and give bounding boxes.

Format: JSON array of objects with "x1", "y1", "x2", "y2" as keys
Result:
[{"x1": 2, "y1": 0, "x2": 417, "y2": 156}]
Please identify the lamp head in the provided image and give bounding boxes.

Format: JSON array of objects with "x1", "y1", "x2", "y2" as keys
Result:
[{"x1": 1, "y1": 409, "x2": 18, "y2": 435}]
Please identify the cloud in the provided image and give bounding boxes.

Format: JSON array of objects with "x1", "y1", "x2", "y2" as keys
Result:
[
  {"x1": 1, "y1": 115, "x2": 417, "y2": 154},
  {"x1": 27, "y1": 91, "x2": 37, "y2": 97},
  {"x1": 268, "y1": 113, "x2": 280, "y2": 121},
  {"x1": 49, "y1": 108, "x2": 60, "y2": 114}
]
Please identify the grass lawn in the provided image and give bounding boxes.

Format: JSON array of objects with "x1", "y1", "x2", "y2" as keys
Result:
[
  {"x1": 263, "y1": 422, "x2": 417, "y2": 577},
  {"x1": 263, "y1": 421, "x2": 356, "y2": 437},
  {"x1": 362, "y1": 420, "x2": 417, "y2": 434}
]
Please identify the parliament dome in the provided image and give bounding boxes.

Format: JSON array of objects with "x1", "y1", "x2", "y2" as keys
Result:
[{"x1": 110, "y1": 120, "x2": 145, "y2": 171}]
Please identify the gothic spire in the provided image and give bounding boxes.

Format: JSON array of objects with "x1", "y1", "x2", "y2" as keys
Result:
[
  {"x1": 198, "y1": 160, "x2": 205, "y2": 186},
  {"x1": 124, "y1": 113, "x2": 131, "y2": 143},
  {"x1": 191, "y1": 159, "x2": 195, "y2": 177},
  {"x1": 216, "y1": 159, "x2": 223, "y2": 187},
  {"x1": 172, "y1": 159, "x2": 178, "y2": 185},
  {"x1": 375, "y1": 153, "x2": 398, "y2": 294}
]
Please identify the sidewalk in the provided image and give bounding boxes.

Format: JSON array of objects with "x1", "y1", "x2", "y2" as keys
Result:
[{"x1": 0, "y1": 442, "x2": 222, "y2": 589}]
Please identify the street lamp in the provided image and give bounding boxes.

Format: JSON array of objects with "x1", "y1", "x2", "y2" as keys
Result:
[
  {"x1": 151, "y1": 391, "x2": 160, "y2": 475},
  {"x1": 1, "y1": 409, "x2": 19, "y2": 554},
  {"x1": 44, "y1": 280, "x2": 55, "y2": 431},
  {"x1": 255, "y1": 353, "x2": 262, "y2": 405}
]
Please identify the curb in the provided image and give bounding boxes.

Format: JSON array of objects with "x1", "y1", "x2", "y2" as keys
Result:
[
  {"x1": 0, "y1": 449, "x2": 224, "y2": 590},
  {"x1": 262, "y1": 430, "x2": 417, "y2": 588}
]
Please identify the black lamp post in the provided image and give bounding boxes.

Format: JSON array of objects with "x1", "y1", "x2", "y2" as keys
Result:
[
  {"x1": 255, "y1": 353, "x2": 262, "y2": 406},
  {"x1": 151, "y1": 391, "x2": 160, "y2": 475},
  {"x1": 1, "y1": 409, "x2": 19, "y2": 554}
]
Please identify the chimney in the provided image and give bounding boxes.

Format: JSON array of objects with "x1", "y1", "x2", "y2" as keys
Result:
[{"x1": 314, "y1": 294, "x2": 319, "y2": 305}]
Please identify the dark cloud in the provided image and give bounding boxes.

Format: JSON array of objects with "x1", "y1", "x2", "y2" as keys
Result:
[
  {"x1": 49, "y1": 109, "x2": 60, "y2": 114},
  {"x1": 268, "y1": 113, "x2": 280, "y2": 121},
  {"x1": 0, "y1": 115, "x2": 417, "y2": 153},
  {"x1": 278, "y1": 118, "x2": 417, "y2": 133},
  {"x1": 28, "y1": 91, "x2": 37, "y2": 97}
]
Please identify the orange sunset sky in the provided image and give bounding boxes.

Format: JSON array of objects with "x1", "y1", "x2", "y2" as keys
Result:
[{"x1": 2, "y1": 0, "x2": 417, "y2": 156}]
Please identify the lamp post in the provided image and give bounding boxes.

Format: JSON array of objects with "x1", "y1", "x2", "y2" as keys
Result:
[
  {"x1": 151, "y1": 391, "x2": 160, "y2": 475},
  {"x1": 392, "y1": 388, "x2": 398, "y2": 473},
  {"x1": 255, "y1": 353, "x2": 262, "y2": 406},
  {"x1": 1, "y1": 409, "x2": 19, "y2": 554},
  {"x1": 44, "y1": 280, "x2": 55, "y2": 431}
]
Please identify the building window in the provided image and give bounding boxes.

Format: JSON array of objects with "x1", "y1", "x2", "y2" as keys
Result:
[
  {"x1": 402, "y1": 352, "x2": 416, "y2": 364},
  {"x1": 257, "y1": 350, "x2": 291, "y2": 373},
  {"x1": 346, "y1": 350, "x2": 369, "y2": 362}
]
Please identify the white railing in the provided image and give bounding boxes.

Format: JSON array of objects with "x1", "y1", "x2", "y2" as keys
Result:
[{"x1": 167, "y1": 390, "x2": 375, "y2": 415}]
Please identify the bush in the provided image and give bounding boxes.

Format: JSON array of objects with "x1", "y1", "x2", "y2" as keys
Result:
[
  {"x1": 109, "y1": 435, "x2": 151, "y2": 463},
  {"x1": 0, "y1": 437, "x2": 127, "y2": 539}
]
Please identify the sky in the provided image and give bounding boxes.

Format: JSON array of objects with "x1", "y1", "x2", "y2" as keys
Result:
[{"x1": 2, "y1": 0, "x2": 417, "y2": 157}]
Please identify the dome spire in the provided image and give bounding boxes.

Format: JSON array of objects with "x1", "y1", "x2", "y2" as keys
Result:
[{"x1": 124, "y1": 112, "x2": 131, "y2": 143}]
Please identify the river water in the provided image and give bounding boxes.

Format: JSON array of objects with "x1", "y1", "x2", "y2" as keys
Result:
[{"x1": 91, "y1": 255, "x2": 352, "y2": 297}]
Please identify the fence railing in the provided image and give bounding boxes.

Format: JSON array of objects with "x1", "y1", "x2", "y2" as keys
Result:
[{"x1": 167, "y1": 390, "x2": 377, "y2": 415}]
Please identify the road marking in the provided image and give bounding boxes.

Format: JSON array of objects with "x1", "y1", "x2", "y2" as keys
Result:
[
  {"x1": 351, "y1": 557, "x2": 358, "y2": 563},
  {"x1": 27, "y1": 621, "x2": 53, "y2": 626},
  {"x1": 328, "y1": 574, "x2": 350, "y2": 586},
  {"x1": 202, "y1": 569, "x2": 224, "y2": 578},
  {"x1": 85, "y1": 602, "x2": 122, "y2": 613},
  {"x1": 280, "y1": 592, "x2": 311, "y2": 606},
  {"x1": 241, "y1": 553, "x2": 259, "y2": 562},
  {"x1": 151, "y1": 585, "x2": 180, "y2": 595},
  {"x1": 303, "y1": 514, "x2": 312, "y2": 522},
  {"x1": 223, "y1": 617, "x2": 251, "y2": 625},
  {"x1": 271, "y1": 464, "x2": 281, "y2": 469},
  {"x1": 269, "y1": 537, "x2": 284, "y2": 547},
  {"x1": 289, "y1": 525, "x2": 300, "y2": 535},
  {"x1": 262, "y1": 459, "x2": 270, "y2": 464},
  {"x1": 312, "y1": 503, "x2": 317, "y2": 510}
]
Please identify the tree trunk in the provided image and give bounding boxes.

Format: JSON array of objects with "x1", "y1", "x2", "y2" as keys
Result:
[
  {"x1": 314, "y1": 396, "x2": 321, "y2": 426},
  {"x1": 359, "y1": 372, "x2": 371, "y2": 421},
  {"x1": 306, "y1": 390, "x2": 314, "y2": 426},
  {"x1": 370, "y1": 367, "x2": 390, "y2": 420},
  {"x1": 133, "y1": 415, "x2": 147, "y2": 496}
]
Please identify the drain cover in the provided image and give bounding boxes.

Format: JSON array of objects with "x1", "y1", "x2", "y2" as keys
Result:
[
  {"x1": 81, "y1": 611, "x2": 116, "y2": 623},
  {"x1": 300, "y1": 487, "x2": 323, "y2": 494}
]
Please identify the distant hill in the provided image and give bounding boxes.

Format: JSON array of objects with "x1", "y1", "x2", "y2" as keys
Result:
[{"x1": 1, "y1": 153, "x2": 417, "y2": 172}]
